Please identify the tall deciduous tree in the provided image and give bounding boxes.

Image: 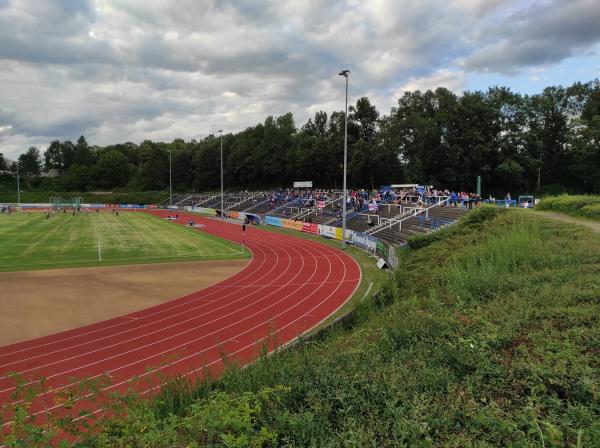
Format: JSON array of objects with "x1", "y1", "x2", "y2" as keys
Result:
[{"x1": 18, "y1": 147, "x2": 42, "y2": 187}]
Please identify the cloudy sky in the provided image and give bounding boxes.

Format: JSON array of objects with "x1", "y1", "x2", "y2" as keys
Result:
[{"x1": 1, "y1": 0, "x2": 599, "y2": 160}]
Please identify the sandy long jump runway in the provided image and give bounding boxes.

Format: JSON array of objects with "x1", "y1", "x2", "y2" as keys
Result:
[{"x1": 0, "y1": 210, "x2": 361, "y2": 425}]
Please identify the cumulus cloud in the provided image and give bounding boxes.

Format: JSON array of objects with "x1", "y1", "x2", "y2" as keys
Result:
[
  {"x1": 465, "y1": 0, "x2": 600, "y2": 74},
  {"x1": 0, "y1": 0, "x2": 598, "y2": 159},
  {"x1": 397, "y1": 70, "x2": 468, "y2": 94}
]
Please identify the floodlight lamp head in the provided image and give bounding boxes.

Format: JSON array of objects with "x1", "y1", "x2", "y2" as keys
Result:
[{"x1": 338, "y1": 69, "x2": 350, "y2": 77}]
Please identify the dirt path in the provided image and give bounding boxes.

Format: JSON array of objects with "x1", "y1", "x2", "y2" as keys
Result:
[
  {"x1": 0, "y1": 259, "x2": 248, "y2": 346},
  {"x1": 531, "y1": 210, "x2": 600, "y2": 233}
]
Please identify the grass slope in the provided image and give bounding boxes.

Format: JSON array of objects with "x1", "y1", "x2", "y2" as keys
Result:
[
  {"x1": 0, "y1": 212, "x2": 248, "y2": 271},
  {"x1": 538, "y1": 195, "x2": 600, "y2": 220}
]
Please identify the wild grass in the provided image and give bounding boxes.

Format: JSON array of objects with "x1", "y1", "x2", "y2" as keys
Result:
[
  {"x1": 538, "y1": 194, "x2": 600, "y2": 219},
  {"x1": 4, "y1": 208, "x2": 599, "y2": 446}
]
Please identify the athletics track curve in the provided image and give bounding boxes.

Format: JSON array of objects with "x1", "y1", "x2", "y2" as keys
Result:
[{"x1": 0, "y1": 210, "x2": 361, "y2": 424}]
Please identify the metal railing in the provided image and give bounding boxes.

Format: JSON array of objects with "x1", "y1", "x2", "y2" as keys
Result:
[
  {"x1": 293, "y1": 196, "x2": 342, "y2": 220},
  {"x1": 226, "y1": 192, "x2": 263, "y2": 210},
  {"x1": 369, "y1": 197, "x2": 450, "y2": 236}
]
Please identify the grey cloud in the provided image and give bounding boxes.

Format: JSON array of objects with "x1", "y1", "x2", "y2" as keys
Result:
[
  {"x1": 465, "y1": 0, "x2": 600, "y2": 73},
  {"x1": 0, "y1": 0, "x2": 598, "y2": 161}
]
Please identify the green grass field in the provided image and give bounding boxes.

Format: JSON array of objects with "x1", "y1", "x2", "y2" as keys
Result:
[{"x1": 0, "y1": 212, "x2": 248, "y2": 272}]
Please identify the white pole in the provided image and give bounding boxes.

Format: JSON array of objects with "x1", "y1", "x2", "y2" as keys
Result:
[
  {"x1": 169, "y1": 150, "x2": 172, "y2": 208},
  {"x1": 339, "y1": 69, "x2": 350, "y2": 249},
  {"x1": 219, "y1": 130, "x2": 224, "y2": 219},
  {"x1": 16, "y1": 162, "x2": 20, "y2": 210},
  {"x1": 97, "y1": 242, "x2": 102, "y2": 261}
]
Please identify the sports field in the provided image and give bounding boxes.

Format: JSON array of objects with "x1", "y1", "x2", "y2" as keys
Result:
[{"x1": 0, "y1": 211, "x2": 249, "y2": 271}]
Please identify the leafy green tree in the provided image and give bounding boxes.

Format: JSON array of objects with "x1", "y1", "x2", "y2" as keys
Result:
[
  {"x1": 18, "y1": 147, "x2": 41, "y2": 187},
  {"x1": 65, "y1": 164, "x2": 91, "y2": 191},
  {"x1": 44, "y1": 140, "x2": 64, "y2": 170},
  {"x1": 140, "y1": 141, "x2": 169, "y2": 190},
  {"x1": 72, "y1": 135, "x2": 95, "y2": 167},
  {"x1": 94, "y1": 150, "x2": 129, "y2": 188}
]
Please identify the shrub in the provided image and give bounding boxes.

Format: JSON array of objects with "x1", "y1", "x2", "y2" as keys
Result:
[
  {"x1": 537, "y1": 195, "x2": 600, "y2": 218},
  {"x1": 579, "y1": 204, "x2": 600, "y2": 219}
]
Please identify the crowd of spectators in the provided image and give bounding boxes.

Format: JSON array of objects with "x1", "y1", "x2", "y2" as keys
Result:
[
  {"x1": 265, "y1": 189, "x2": 339, "y2": 210},
  {"x1": 261, "y1": 184, "x2": 490, "y2": 218}
]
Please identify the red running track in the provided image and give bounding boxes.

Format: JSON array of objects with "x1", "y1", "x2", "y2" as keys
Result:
[{"x1": 0, "y1": 210, "x2": 360, "y2": 424}]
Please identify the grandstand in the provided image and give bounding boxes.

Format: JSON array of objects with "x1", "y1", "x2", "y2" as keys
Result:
[{"x1": 167, "y1": 185, "x2": 472, "y2": 248}]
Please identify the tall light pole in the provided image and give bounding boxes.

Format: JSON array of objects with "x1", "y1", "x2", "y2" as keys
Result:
[
  {"x1": 168, "y1": 150, "x2": 172, "y2": 208},
  {"x1": 218, "y1": 130, "x2": 224, "y2": 219},
  {"x1": 339, "y1": 69, "x2": 350, "y2": 249},
  {"x1": 16, "y1": 161, "x2": 20, "y2": 210}
]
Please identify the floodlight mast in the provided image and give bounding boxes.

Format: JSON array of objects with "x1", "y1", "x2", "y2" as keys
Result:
[
  {"x1": 168, "y1": 150, "x2": 172, "y2": 208},
  {"x1": 218, "y1": 130, "x2": 224, "y2": 219},
  {"x1": 338, "y1": 69, "x2": 350, "y2": 249}
]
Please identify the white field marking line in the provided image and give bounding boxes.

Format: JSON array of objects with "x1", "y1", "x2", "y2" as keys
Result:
[
  {"x1": 151, "y1": 211, "x2": 243, "y2": 254},
  {"x1": 26, "y1": 233, "x2": 340, "y2": 425},
  {"x1": 361, "y1": 281, "x2": 374, "y2": 301},
  {"x1": 0, "y1": 235, "x2": 308, "y2": 398},
  {"x1": 0, "y1": 238, "x2": 283, "y2": 388},
  {"x1": 211, "y1": 280, "x2": 361, "y2": 288},
  {"x1": 0, "y1": 253, "x2": 244, "y2": 269},
  {"x1": 0, "y1": 239, "x2": 264, "y2": 368},
  {"x1": 0, "y1": 223, "x2": 264, "y2": 359},
  {"x1": 2, "y1": 227, "x2": 322, "y2": 419},
  {"x1": 71, "y1": 252, "x2": 353, "y2": 427},
  {"x1": 134, "y1": 235, "x2": 355, "y2": 397},
  {"x1": 1, "y1": 214, "x2": 242, "y2": 265},
  {"x1": 0, "y1": 219, "x2": 326, "y2": 386}
]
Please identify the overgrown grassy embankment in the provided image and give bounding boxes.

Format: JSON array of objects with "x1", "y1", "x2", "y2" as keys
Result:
[
  {"x1": 4, "y1": 206, "x2": 599, "y2": 446},
  {"x1": 538, "y1": 195, "x2": 600, "y2": 220}
]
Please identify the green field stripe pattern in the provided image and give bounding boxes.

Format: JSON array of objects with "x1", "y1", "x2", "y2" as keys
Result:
[{"x1": 0, "y1": 212, "x2": 248, "y2": 271}]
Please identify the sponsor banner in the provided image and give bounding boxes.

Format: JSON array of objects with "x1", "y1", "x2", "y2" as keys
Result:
[
  {"x1": 352, "y1": 231, "x2": 377, "y2": 253},
  {"x1": 376, "y1": 239, "x2": 389, "y2": 259},
  {"x1": 338, "y1": 228, "x2": 353, "y2": 242},
  {"x1": 319, "y1": 224, "x2": 337, "y2": 239},
  {"x1": 265, "y1": 215, "x2": 282, "y2": 227},
  {"x1": 281, "y1": 218, "x2": 303, "y2": 231},
  {"x1": 189, "y1": 206, "x2": 217, "y2": 215},
  {"x1": 302, "y1": 222, "x2": 319, "y2": 234},
  {"x1": 317, "y1": 200, "x2": 326, "y2": 209},
  {"x1": 118, "y1": 204, "x2": 145, "y2": 209},
  {"x1": 293, "y1": 181, "x2": 313, "y2": 188},
  {"x1": 20, "y1": 203, "x2": 52, "y2": 209}
]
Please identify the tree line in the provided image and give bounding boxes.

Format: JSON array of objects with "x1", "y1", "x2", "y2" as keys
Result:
[{"x1": 1, "y1": 80, "x2": 599, "y2": 196}]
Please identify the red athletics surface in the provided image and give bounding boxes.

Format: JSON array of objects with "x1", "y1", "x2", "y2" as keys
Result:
[{"x1": 0, "y1": 210, "x2": 361, "y2": 427}]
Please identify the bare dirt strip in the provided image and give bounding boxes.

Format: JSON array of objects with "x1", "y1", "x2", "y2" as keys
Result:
[{"x1": 0, "y1": 260, "x2": 248, "y2": 346}]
